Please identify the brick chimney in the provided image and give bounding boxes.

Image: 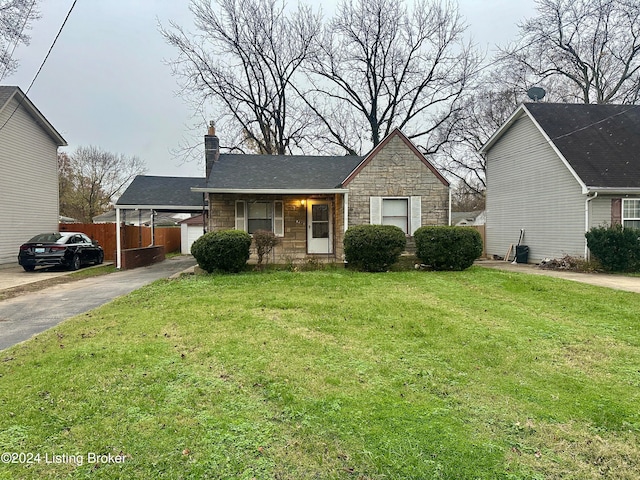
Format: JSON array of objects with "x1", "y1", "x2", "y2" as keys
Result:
[{"x1": 205, "y1": 121, "x2": 219, "y2": 179}]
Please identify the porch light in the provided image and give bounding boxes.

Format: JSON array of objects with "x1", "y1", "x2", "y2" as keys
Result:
[{"x1": 300, "y1": 199, "x2": 306, "y2": 207}]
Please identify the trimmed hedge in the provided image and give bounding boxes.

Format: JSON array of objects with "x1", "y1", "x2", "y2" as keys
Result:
[
  {"x1": 344, "y1": 224, "x2": 406, "y2": 272},
  {"x1": 414, "y1": 226, "x2": 482, "y2": 271},
  {"x1": 191, "y1": 229, "x2": 252, "y2": 273},
  {"x1": 585, "y1": 224, "x2": 640, "y2": 272}
]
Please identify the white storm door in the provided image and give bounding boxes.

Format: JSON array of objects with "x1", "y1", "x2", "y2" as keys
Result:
[{"x1": 307, "y1": 200, "x2": 333, "y2": 254}]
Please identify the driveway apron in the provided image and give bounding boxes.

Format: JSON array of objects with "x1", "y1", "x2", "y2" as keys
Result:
[{"x1": 0, "y1": 256, "x2": 196, "y2": 351}]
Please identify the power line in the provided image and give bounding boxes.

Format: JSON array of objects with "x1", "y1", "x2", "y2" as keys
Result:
[
  {"x1": 24, "y1": 0, "x2": 78, "y2": 96},
  {"x1": 0, "y1": 0, "x2": 78, "y2": 133}
]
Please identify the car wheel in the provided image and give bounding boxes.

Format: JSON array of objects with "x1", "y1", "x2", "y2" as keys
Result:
[
  {"x1": 23, "y1": 265, "x2": 35, "y2": 272},
  {"x1": 70, "y1": 254, "x2": 81, "y2": 271},
  {"x1": 96, "y1": 251, "x2": 104, "y2": 265}
]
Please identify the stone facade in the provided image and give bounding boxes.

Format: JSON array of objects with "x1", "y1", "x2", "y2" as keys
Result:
[
  {"x1": 208, "y1": 193, "x2": 343, "y2": 263},
  {"x1": 345, "y1": 134, "x2": 449, "y2": 228},
  {"x1": 206, "y1": 130, "x2": 449, "y2": 263}
]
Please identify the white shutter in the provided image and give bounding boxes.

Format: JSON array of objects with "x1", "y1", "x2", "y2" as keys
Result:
[
  {"x1": 235, "y1": 200, "x2": 246, "y2": 231},
  {"x1": 370, "y1": 197, "x2": 382, "y2": 224},
  {"x1": 273, "y1": 201, "x2": 284, "y2": 236},
  {"x1": 410, "y1": 196, "x2": 421, "y2": 235}
]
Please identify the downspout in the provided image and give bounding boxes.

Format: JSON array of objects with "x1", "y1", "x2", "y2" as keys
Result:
[
  {"x1": 585, "y1": 192, "x2": 598, "y2": 259},
  {"x1": 343, "y1": 192, "x2": 349, "y2": 232},
  {"x1": 448, "y1": 188, "x2": 452, "y2": 226},
  {"x1": 150, "y1": 210, "x2": 155, "y2": 246},
  {"x1": 116, "y1": 206, "x2": 122, "y2": 269}
]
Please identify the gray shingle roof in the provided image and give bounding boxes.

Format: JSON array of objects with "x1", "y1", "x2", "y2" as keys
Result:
[
  {"x1": 207, "y1": 154, "x2": 364, "y2": 189},
  {"x1": 525, "y1": 103, "x2": 640, "y2": 189},
  {"x1": 116, "y1": 175, "x2": 206, "y2": 208}
]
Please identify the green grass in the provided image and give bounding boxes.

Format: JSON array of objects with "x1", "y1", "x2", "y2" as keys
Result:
[{"x1": 1, "y1": 267, "x2": 639, "y2": 479}]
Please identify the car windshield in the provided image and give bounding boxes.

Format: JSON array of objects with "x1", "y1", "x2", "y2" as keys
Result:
[{"x1": 27, "y1": 233, "x2": 63, "y2": 244}]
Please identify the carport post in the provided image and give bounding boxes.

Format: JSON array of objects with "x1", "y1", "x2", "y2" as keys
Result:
[{"x1": 116, "y1": 207, "x2": 122, "y2": 269}]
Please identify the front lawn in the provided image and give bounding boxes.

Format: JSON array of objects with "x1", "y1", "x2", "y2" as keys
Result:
[{"x1": 1, "y1": 268, "x2": 639, "y2": 479}]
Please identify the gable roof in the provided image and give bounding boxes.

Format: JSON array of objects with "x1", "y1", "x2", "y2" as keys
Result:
[
  {"x1": 201, "y1": 153, "x2": 363, "y2": 192},
  {"x1": 0, "y1": 86, "x2": 67, "y2": 146},
  {"x1": 195, "y1": 128, "x2": 449, "y2": 194},
  {"x1": 343, "y1": 128, "x2": 450, "y2": 187},
  {"x1": 481, "y1": 103, "x2": 640, "y2": 191},
  {"x1": 116, "y1": 175, "x2": 206, "y2": 209}
]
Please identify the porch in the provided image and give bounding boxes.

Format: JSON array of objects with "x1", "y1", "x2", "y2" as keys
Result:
[{"x1": 206, "y1": 192, "x2": 348, "y2": 263}]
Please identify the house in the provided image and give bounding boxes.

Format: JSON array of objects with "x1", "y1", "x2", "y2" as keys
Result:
[
  {"x1": 480, "y1": 103, "x2": 640, "y2": 263},
  {"x1": 452, "y1": 210, "x2": 485, "y2": 227},
  {"x1": 0, "y1": 86, "x2": 67, "y2": 265},
  {"x1": 114, "y1": 127, "x2": 450, "y2": 267},
  {"x1": 191, "y1": 125, "x2": 450, "y2": 263}
]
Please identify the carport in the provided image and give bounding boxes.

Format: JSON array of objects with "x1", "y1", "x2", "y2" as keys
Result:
[{"x1": 115, "y1": 175, "x2": 207, "y2": 269}]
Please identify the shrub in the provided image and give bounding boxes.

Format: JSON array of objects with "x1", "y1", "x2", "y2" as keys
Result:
[
  {"x1": 190, "y1": 229, "x2": 252, "y2": 273},
  {"x1": 253, "y1": 229, "x2": 279, "y2": 266},
  {"x1": 414, "y1": 226, "x2": 482, "y2": 271},
  {"x1": 344, "y1": 225, "x2": 406, "y2": 272},
  {"x1": 585, "y1": 224, "x2": 640, "y2": 272}
]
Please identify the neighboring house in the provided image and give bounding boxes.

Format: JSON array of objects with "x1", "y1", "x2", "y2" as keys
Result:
[
  {"x1": 452, "y1": 210, "x2": 485, "y2": 226},
  {"x1": 480, "y1": 103, "x2": 640, "y2": 263},
  {"x1": 115, "y1": 127, "x2": 450, "y2": 266},
  {"x1": 192, "y1": 126, "x2": 450, "y2": 262},
  {"x1": 0, "y1": 86, "x2": 67, "y2": 265}
]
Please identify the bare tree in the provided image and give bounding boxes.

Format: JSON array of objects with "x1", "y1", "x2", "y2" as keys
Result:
[
  {"x1": 301, "y1": 0, "x2": 480, "y2": 155},
  {"x1": 161, "y1": 0, "x2": 321, "y2": 155},
  {"x1": 0, "y1": 0, "x2": 39, "y2": 80},
  {"x1": 499, "y1": 0, "x2": 640, "y2": 104},
  {"x1": 58, "y1": 146, "x2": 146, "y2": 223},
  {"x1": 451, "y1": 181, "x2": 485, "y2": 211},
  {"x1": 437, "y1": 71, "x2": 526, "y2": 195}
]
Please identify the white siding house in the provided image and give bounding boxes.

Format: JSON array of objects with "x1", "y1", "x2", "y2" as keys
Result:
[
  {"x1": 480, "y1": 103, "x2": 640, "y2": 263},
  {"x1": 0, "y1": 87, "x2": 67, "y2": 265}
]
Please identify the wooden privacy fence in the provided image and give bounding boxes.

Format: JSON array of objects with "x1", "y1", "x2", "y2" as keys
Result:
[
  {"x1": 59, "y1": 223, "x2": 181, "y2": 261},
  {"x1": 468, "y1": 225, "x2": 486, "y2": 258}
]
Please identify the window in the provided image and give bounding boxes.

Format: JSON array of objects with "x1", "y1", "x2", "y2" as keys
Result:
[
  {"x1": 235, "y1": 200, "x2": 284, "y2": 236},
  {"x1": 370, "y1": 196, "x2": 421, "y2": 235},
  {"x1": 623, "y1": 199, "x2": 640, "y2": 230},
  {"x1": 382, "y1": 198, "x2": 408, "y2": 234},
  {"x1": 248, "y1": 202, "x2": 273, "y2": 233}
]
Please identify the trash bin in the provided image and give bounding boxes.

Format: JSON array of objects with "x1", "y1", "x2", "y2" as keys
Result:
[{"x1": 515, "y1": 245, "x2": 529, "y2": 264}]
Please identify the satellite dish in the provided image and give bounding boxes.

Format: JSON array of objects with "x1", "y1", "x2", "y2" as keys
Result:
[{"x1": 527, "y1": 87, "x2": 546, "y2": 101}]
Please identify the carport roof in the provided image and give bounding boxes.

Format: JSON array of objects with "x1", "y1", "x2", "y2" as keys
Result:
[{"x1": 116, "y1": 175, "x2": 206, "y2": 210}]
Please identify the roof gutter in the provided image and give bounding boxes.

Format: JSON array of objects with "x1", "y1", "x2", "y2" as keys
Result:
[
  {"x1": 584, "y1": 187, "x2": 640, "y2": 195},
  {"x1": 115, "y1": 204, "x2": 207, "y2": 210},
  {"x1": 191, "y1": 188, "x2": 350, "y2": 194}
]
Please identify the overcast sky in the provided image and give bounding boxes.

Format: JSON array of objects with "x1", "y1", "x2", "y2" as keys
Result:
[{"x1": 8, "y1": 0, "x2": 535, "y2": 178}]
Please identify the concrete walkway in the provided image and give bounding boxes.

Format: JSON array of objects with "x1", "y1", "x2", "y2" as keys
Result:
[
  {"x1": 0, "y1": 262, "x2": 114, "y2": 291},
  {"x1": 0, "y1": 256, "x2": 196, "y2": 351},
  {"x1": 477, "y1": 260, "x2": 640, "y2": 293}
]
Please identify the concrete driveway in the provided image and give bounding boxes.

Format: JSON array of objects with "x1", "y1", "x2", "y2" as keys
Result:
[
  {"x1": 0, "y1": 256, "x2": 196, "y2": 351},
  {"x1": 477, "y1": 260, "x2": 640, "y2": 293}
]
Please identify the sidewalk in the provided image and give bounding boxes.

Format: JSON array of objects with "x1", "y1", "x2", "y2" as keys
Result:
[{"x1": 476, "y1": 260, "x2": 640, "y2": 293}]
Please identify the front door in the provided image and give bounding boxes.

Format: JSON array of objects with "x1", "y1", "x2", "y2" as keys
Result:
[{"x1": 307, "y1": 200, "x2": 333, "y2": 254}]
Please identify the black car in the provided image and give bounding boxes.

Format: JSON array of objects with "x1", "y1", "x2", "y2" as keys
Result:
[{"x1": 18, "y1": 232, "x2": 104, "y2": 272}]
